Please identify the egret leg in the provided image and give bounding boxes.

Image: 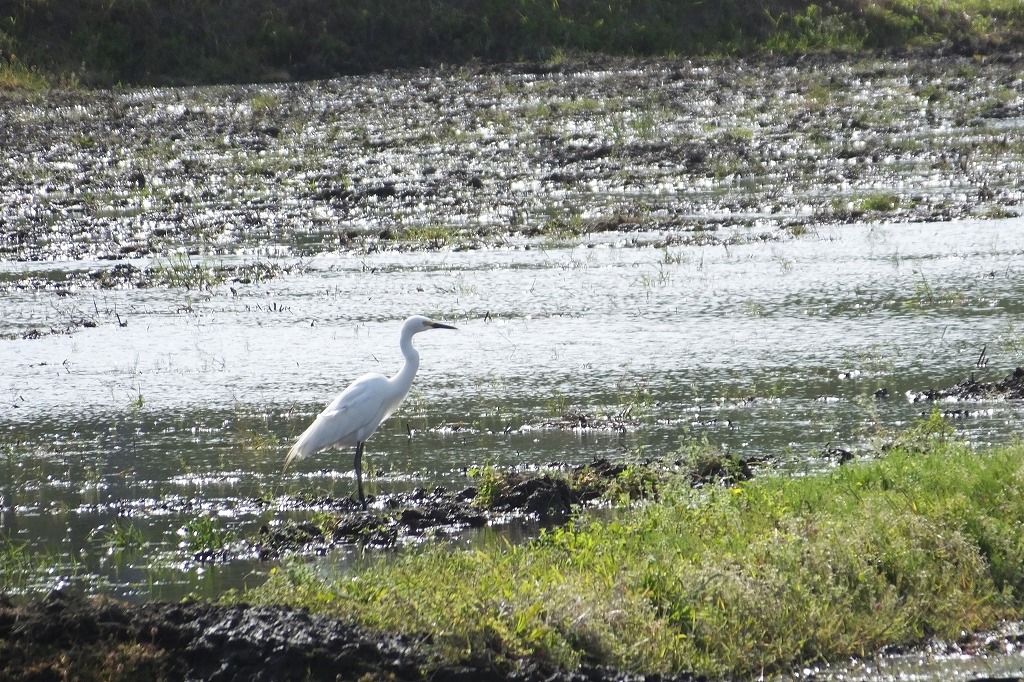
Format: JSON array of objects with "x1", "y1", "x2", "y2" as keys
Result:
[{"x1": 354, "y1": 442, "x2": 366, "y2": 510}]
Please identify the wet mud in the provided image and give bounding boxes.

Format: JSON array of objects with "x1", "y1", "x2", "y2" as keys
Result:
[
  {"x1": 2, "y1": 52, "x2": 1023, "y2": 269},
  {"x1": 0, "y1": 260, "x2": 295, "y2": 294},
  {"x1": 257, "y1": 487, "x2": 486, "y2": 557},
  {"x1": 0, "y1": 591, "x2": 699, "y2": 681},
  {"x1": 909, "y1": 367, "x2": 1024, "y2": 403},
  {"x1": 257, "y1": 454, "x2": 759, "y2": 558},
  {"x1": 1, "y1": 259, "x2": 299, "y2": 339}
]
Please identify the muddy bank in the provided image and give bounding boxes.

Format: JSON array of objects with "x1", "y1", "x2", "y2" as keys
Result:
[
  {"x1": 259, "y1": 453, "x2": 760, "y2": 558},
  {"x1": 909, "y1": 367, "x2": 1024, "y2": 403},
  {"x1": 0, "y1": 591, "x2": 698, "y2": 682},
  {"x1": 0, "y1": 259, "x2": 299, "y2": 339},
  {"x1": 0, "y1": 259, "x2": 297, "y2": 294}
]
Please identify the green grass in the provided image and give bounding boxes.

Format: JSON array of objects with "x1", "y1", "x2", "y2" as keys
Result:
[
  {"x1": 401, "y1": 223, "x2": 460, "y2": 248},
  {"x1": 179, "y1": 516, "x2": 233, "y2": 554},
  {"x1": 244, "y1": 412, "x2": 1024, "y2": 677},
  {"x1": 147, "y1": 253, "x2": 225, "y2": 290},
  {"x1": 0, "y1": 58, "x2": 50, "y2": 90},
  {"x1": 6, "y1": 0, "x2": 1024, "y2": 87},
  {"x1": 0, "y1": 538, "x2": 37, "y2": 589},
  {"x1": 468, "y1": 464, "x2": 509, "y2": 509},
  {"x1": 858, "y1": 192, "x2": 902, "y2": 212},
  {"x1": 539, "y1": 212, "x2": 586, "y2": 241},
  {"x1": 93, "y1": 520, "x2": 146, "y2": 559}
]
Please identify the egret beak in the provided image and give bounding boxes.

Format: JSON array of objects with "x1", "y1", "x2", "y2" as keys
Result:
[{"x1": 430, "y1": 321, "x2": 457, "y2": 330}]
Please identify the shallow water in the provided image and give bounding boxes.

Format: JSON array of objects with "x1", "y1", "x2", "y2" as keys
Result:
[{"x1": 784, "y1": 621, "x2": 1024, "y2": 681}]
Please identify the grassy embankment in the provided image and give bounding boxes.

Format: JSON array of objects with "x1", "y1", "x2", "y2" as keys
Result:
[
  {"x1": 2, "y1": 0, "x2": 1024, "y2": 88},
  {"x1": 246, "y1": 411, "x2": 1024, "y2": 677}
]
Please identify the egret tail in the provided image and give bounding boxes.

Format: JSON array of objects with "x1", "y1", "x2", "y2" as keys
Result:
[{"x1": 283, "y1": 441, "x2": 307, "y2": 472}]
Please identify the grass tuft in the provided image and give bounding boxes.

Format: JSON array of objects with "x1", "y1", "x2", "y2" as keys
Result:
[
  {"x1": 147, "y1": 253, "x2": 225, "y2": 290},
  {"x1": 0, "y1": 57, "x2": 50, "y2": 90},
  {"x1": 858, "y1": 191, "x2": 901, "y2": 212},
  {"x1": 179, "y1": 516, "x2": 233, "y2": 555}
]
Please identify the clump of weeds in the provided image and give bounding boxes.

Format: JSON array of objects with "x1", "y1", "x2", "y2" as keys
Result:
[
  {"x1": 600, "y1": 459, "x2": 660, "y2": 502},
  {"x1": 178, "y1": 515, "x2": 234, "y2": 559},
  {"x1": 858, "y1": 192, "x2": 901, "y2": 213},
  {"x1": 0, "y1": 57, "x2": 50, "y2": 90},
  {"x1": 91, "y1": 520, "x2": 146, "y2": 560},
  {"x1": 676, "y1": 435, "x2": 750, "y2": 484},
  {"x1": 615, "y1": 378, "x2": 655, "y2": 420},
  {"x1": 468, "y1": 464, "x2": 510, "y2": 510},
  {"x1": 147, "y1": 253, "x2": 225, "y2": 290},
  {"x1": 401, "y1": 223, "x2": 461, "y2": 248},
  {"x1": 0, "y1": 538, "x2": 35, "y2": 589}
]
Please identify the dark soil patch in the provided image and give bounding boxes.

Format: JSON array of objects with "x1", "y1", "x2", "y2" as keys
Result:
[
  {"x1": 256, "y1": 486, "x2": 487, "y2": 558},
  {"x1": 0, "y1": 591, "x2": 699, "y2": 681},
  {"x1": 260, "y1": 454, "x2": 761, "y2": 558},
  {"x1": 0, "y1": 260, "x2": 296, "y2": 294},
  {"x1": 910, "y1": 367, "x2": 1024, "y2": 402}
]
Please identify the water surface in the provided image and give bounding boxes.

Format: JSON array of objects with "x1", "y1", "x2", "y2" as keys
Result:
[{"x1": 3, "y1": 219, "x2": 1024, "y2": 602}]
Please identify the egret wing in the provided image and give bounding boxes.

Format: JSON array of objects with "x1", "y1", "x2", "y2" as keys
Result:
[{"x1": 285, "y1": 373, "x2": 389, "y2": 465}]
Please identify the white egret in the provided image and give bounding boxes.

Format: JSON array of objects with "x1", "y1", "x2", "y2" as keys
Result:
[{"x1": 283, "y1": 315, "x2": 456, "y2": 509}]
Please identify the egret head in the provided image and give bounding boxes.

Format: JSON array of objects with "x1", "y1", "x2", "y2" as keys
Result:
[{"x1": 404, "y1": 315, "x2": 457, "y2": 334}]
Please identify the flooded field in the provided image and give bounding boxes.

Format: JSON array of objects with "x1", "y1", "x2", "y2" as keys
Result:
[
  {"x1": 6, "y1": 219, "x2": 1024, "y2": 593},
  {"x1": 2, "y1": 52, "x2": 1024, "y2": 678}
]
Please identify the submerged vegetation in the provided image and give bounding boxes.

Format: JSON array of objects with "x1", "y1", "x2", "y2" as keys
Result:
[
  {"x1": 247, "y1": 412, "x2": 1024, "y2": 677},
  {"x1": 2, "y1": 0, "x2": 1024, "y2": 87}
]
